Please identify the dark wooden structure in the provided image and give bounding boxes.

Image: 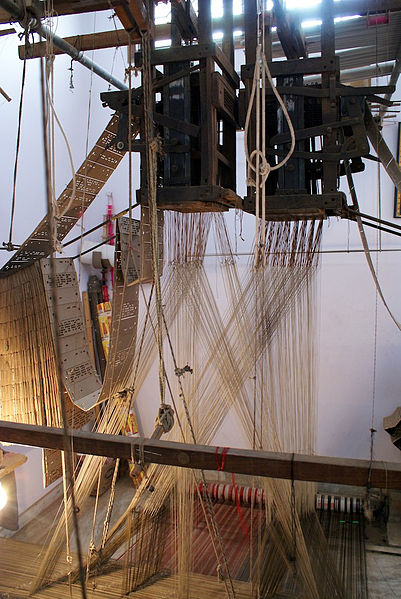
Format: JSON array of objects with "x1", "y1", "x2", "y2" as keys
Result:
[
  {"x1": 97, "y1": 0, "x2": 397, "y2": 219},
  {"x1": 1, "y1": 419, "x2": 401, "y2": 489}
]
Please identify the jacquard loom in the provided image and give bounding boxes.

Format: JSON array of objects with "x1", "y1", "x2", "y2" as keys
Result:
[{"x1": 1, "y1": 1, "x2": 401, "y2": 598}]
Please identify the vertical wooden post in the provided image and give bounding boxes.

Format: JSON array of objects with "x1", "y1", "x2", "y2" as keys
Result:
[
  {"x1": 244, "y1": 0, "x2": 258, "y2": 207},
  {"x1": 163, "y1": 1, "x2": 191, "y2": 186},
  {"x1": 321, "y1": 0, "x2": 338, "y2": 194},
  {"x1": 222, "y1": 0, "x2": 234, "y2": 65},
  {"x1": 198, "y1": 0, "x2": 216, "y2": 185}
]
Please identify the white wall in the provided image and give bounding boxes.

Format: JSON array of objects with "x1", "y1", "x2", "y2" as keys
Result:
[{"x1": 0, "y1": 11, "x2": 401, "y2": 520}]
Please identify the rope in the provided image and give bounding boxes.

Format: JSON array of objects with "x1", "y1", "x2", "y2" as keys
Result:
[
  {"x1": 141, "y1": 28, "x2": 166, "y2": 407},
  {"x1": 45, "y1": 88, "x2": 76, "y2": 219},
  {"x1": 244, "y1": 44, "x2": 296, "y2": 265},
  {"x1": 78, "y1": 13, "x2": 96, "y2": 283},
  {"x1": 39, "y1": 54, "x2": 87, "y2": 599},
  {"x1": 161, "y1": 306, "x2": 237, "y2": 599},
  {"x1": 86, "y1": 463, "x2": 102, "y2": 583},
  {"x1": 344, "y1": 160, "x2": 401, "y2": 332},
  {"x1": 8, "y1": 30, "x2": 28, "y2": 248}
]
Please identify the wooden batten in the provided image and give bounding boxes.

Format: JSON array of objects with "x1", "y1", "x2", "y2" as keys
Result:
[{"x1": 0, "y1": 421, "x2": 401, "y2": 490}]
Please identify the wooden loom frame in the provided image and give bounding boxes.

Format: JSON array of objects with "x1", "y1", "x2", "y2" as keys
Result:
[{"x1": 0, "y1": 420, "x2": 400, "y2": 490}]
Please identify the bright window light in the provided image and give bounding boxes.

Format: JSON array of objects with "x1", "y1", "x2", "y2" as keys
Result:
[
  {"x1": 155, "y1": 39, "x2": 171, "y2": 48},
  {"x1": 334, "y1": 15, "x2": 361, "y2": 23},
  {"x1": 302, "y1": 18, "x2": 322, "y2": 29},
  {"x1": 213, "y1": 31, "x2": 224, "y2": 41},
  {"x1": 212, "y1": 0, "x2": 223, "y2": 18},
  {"x1": 0, "y1": 481, "x2": 7, "y2": 511},
  {"x1": 302, "y1": 14, "x2": 361, "y2": 29},
  {"x1": 233, "y1": 0, "x2": 243, "y2": 15},
  {"x1": 285, "y1": 0, "x2": 321, "y2": 9}
]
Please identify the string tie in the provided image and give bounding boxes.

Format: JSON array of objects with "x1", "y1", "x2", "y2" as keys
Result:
[
  {"x1": 215, "y1": 446, "x2": 229, "y2": 472},
  {"x1": 175, "y1": 364, "x2": 193, "y2": 377}
]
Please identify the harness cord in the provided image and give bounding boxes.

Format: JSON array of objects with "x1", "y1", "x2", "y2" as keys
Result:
[
  {"x1": 244, "y1": 45, "x2": 296, "y2": 266},
  {"x1": 344, "y1": 160, "x2": 401, "y2": 332},
  {"x1": 39, "y1": 54, "x2": 88, "y2": 599},
  {"x1": 141, "y1": 25, "x2": 166, "y2": 407},
  {"x1": 45, "y1": 88, "x2": 76, "y2": 220},
  {"x1": 8, "y1": 29, "x2": 28, "y2": 248}
]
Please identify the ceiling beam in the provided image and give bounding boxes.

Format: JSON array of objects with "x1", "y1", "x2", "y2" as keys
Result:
[
  {"x1": 273, "y1": 0, "x2": 306, "y2": 59},
  {"x1": 3, "y1": 0, "x2": 401, "y2": 26},
  {"x1": 114, "y1": 0, "x2": 151, "y2": 37},
  {"x1": 0, "y1": 419, "x2": 401, "y2": 489}
]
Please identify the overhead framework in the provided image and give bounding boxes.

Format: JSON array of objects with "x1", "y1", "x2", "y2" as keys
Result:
[{"x1": 1, "y1": 0, "x2": 401, "y2": 266}]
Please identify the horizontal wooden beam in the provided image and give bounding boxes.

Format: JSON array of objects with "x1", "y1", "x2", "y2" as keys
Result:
[
  {"x1": 0, "y1": 420, "x2": 400, "y2": 489},
  {"x1": 0, "y1": 0, "x2": 113, "y2": 23},
  {"x1": 3, "y1": 0, "x2": 401, "y2": 26},
  {"x1": 19, "y1": 24, "x2": 171, "y2": 59}
]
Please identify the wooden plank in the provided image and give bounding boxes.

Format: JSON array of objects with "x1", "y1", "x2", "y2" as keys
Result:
[
  {"x1": 114, "y1": 0, "x2": 150, "y2": 36},
  {"x1": 242, "y1": 57, "x2": 340, "y2": 80},
  {"x1": 0, "y1": 420, "x2": 401, "y2": 489},
  {"x1": 20, "y1": 29, "x2": 137, "y2": 59},
  {"x1": 321, "y1": 0, "x2": 338, "y2": 195},
  {"x1": 18, "y1": 25, "x2": 172, "y2": 60},
  {"x1": 135, "y1": 43, "x2": 239, "y2": 88}
]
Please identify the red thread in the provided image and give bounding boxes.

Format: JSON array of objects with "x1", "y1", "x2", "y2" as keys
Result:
[
  {"x1": 232, "y1": 473, "x2": 249, "y2": 538},
  {"x1": 215, "y1": 446, "x2": 229, "y2": 471}
]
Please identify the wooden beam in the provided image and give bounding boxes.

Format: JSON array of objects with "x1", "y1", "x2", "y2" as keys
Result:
[
  {"x1": 20, "y1": 28, "x2": 138, "y2": 58},
  {"x1": 0, "y1": 0, "x2": 114, "y2": 22},
  {"x1": 114, "y1": 0, "x2": 150, "y2": 36},
  {"x1": 2, "y1": 0, "x2": 401, "y2": 26},
  {"x1": 273, "y1": 0, "x2": 306, "y2": 59},
  {"x1": 0, "y1": 420, "x2": 401, "y2": 489},
  {"x1": 19, "y1": 24, "x2": 171, "y2": 59}
]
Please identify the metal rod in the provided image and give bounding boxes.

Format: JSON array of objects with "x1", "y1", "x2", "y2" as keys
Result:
[
  {"x1": 0, "y1": 0, "x2": 128, "y2": 91},
  {"x1": 199, "y1": 248, "x2": 401, "y2": 258},
  {"x1": 348, "y1": 208, "x2": 401, "y2": 233},
  {"x1": 63, "y1": 203, "x2": 139, "y2": 248},
  {"x1": 361, "y1": 220, "x2": 401, "y2": 239},
  {"x1": 71, "y1": 235, "x2": 116, "y2": 260},
  {"x1": 0, "y1": 85, "x2": 11, "y2": 101}
]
